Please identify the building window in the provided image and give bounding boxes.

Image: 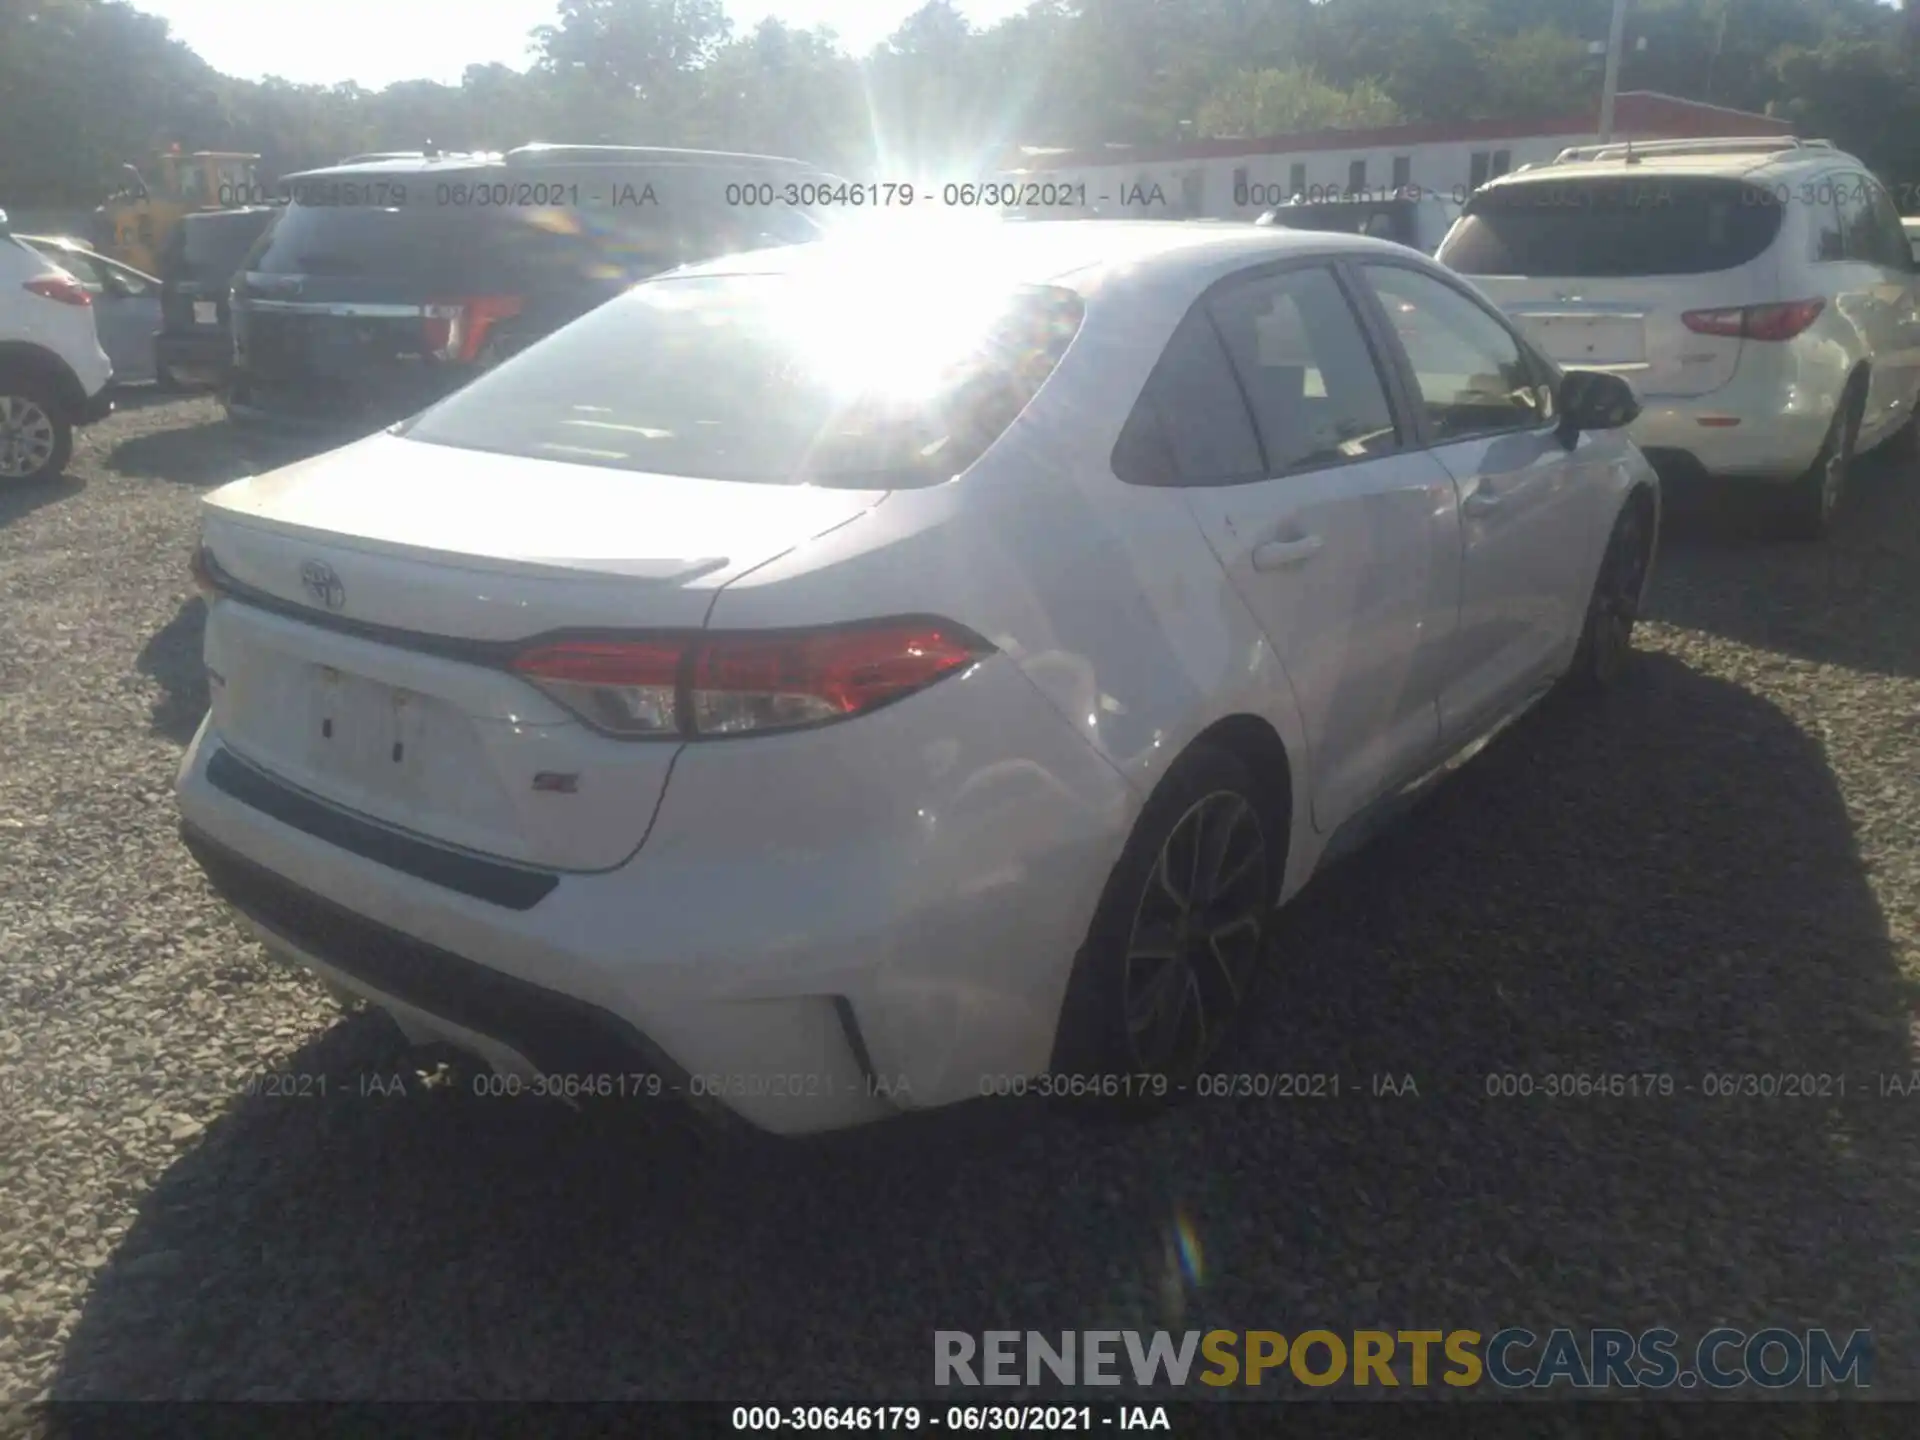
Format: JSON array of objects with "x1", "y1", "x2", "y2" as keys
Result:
[
  {"x1": 1348, "y1": 158, "x2": 1367, "y2": 194},
  {"x1": 1181, "y1": 169, "x2": 1203, "y2": 215},
  {"x1": 1392, "y1": 155, "x2": 1411, "y2": 190},
  {"x1": 1288, "y1": 162, "x2": 1307, "y2": 198},
  {"x1": 1469, "y1": 151, "x2": 1491, "y2": 189},
  {"x1": 1491, "y1": 149, "x2": 1512, "y2": 178}
]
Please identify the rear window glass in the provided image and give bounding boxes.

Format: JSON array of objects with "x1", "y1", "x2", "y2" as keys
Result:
[
  {"x1": 1438, "y1": 177, "x2": 1782, "y2": 277},
  {"x1": 245, "y1": 198, "x2": 603, "y2": 286},
  {"x1": 175, "y1": 212, "x2": 276, "y2": 280},
  {"x1": 245, "y1": 172, "x2": 825, "y2": 289},
  {"x1": 401, "y1": 272, "x2": 1085, "y2": 487}
]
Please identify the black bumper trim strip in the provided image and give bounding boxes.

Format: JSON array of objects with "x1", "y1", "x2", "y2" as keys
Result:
[{"x1": 205, "y1": 746, "x2": 559, "y2": 910}]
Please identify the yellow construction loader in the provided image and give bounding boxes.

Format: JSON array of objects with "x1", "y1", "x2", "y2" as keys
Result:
[{"x1": 92, "y1": 148, "x2": 264, "y2": 275}]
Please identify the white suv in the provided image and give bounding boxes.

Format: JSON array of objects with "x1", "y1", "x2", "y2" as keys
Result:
[
  {"x1": 1438, "y1": 137, "x2": 1920, "y2": 539},
  {"x1": 0, "y1": 210, "x2": 115, "y2": 483}
]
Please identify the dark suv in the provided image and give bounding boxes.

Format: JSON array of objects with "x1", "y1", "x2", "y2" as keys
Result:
[
  {"x1": 155, "y1": 206, "x2": 279, "y2": 389},
  {"x1": 227, "y1": 144, "x2": 831, "y2": 432}
]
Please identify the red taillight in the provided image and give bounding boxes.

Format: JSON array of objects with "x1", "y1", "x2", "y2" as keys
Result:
[
  {"x1": 508, "y1": 639, "x2": 682, "y2": 736},
  {"x1": 509, "y1": 622, "x2": 992, "y2": 738},
  {"x1": 421, "y1": 295, "x2": 523, "y2": 363},
  {"x1": 1681, "y1": 299, "x2": 1824, "y2": 342},
  {"x1": 23, "y1": 274, "x2": 91, "y2": 307}
]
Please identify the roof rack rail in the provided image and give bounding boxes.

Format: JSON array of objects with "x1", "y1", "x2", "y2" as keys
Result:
[
  {"x1": 1552, "y1": 135, "x2": 1829, "y2": 165},
  {"x1": 504, "y1": 143, "x2": 815, "y2": 167}
]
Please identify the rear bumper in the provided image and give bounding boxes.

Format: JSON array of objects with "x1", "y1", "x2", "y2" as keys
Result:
[
  {"x1": 1629, "y1": 401, "x2": 1830, "y2": 484},
  {"x1": 180, "y1": 821, "x2": 760, "y2": 1135},
  {"x1": 174, "y1": 653, "x2": 1137, "y2": 1135},
  {"x1": 1623, "y1": 349, "x2": 1845, "y2": 484}
]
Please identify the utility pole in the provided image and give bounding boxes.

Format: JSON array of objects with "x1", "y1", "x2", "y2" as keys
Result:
[{"x1": 1597, "y1": 0, "x2": 1630, "y2": 143}]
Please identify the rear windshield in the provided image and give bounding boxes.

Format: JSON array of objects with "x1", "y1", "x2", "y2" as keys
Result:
[
  {"x1": 171, "y1": 211, "x2": 276, "y2": 280},
  {"x1": 1438, "y1": 176, "x2": 1782, "y2": 277},
  {"x1": 245, "y1": 172, "x2": 824, "y2": 288},
  {"x1": 401, "y1": 272, "x2": 1086, "y2": 487}
]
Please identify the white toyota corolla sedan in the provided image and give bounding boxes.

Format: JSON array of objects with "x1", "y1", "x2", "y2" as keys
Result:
[{"x1": 176, "y1": 220, "x2": 1658, "y2": 1136}]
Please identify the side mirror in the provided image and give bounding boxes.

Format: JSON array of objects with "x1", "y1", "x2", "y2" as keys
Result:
[{"x1": 1556, "y1": 369, "x2": 1640, "y2": 444}]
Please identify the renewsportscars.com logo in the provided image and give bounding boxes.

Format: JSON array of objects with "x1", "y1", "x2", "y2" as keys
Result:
[{"x1": 934, "y1": 1328, "x2": 1873, "y2": 1391}]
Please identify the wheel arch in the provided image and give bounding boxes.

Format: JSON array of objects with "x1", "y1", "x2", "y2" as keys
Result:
[
  {"x1": 1172, "y1": 711, "x2": 1298, "y2": 892},
  {"x1": 0, "y1": 343, "x2": 87, "y2": 418}
]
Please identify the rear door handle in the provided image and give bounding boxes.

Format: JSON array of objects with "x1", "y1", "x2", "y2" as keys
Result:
[
  {"x1": 1250, "y1": 534, "x2": 1325, "y2": 571},
  {"x1": 1462, "y1": 490, "x2": 1503, "y2": 518}
]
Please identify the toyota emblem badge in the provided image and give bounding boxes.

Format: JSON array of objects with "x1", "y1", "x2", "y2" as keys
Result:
[{"x1": 300, "y1": 560, "x2": 345, "y2": 611}]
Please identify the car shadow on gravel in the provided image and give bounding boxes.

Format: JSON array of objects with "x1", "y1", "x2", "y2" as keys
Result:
[
  {"x1": 1649, "y1": 448, "x2": 1920, "y2": 680},
  {"x1": 107, "y1": 421, "x2": 329, "y2": 488},
  {"x1": 136, "y1": 598, "x2": 208, "y2": 745},
  {"x1": 0, "y1": 473, "x2": 84, "y2": 532},
  {"x1": 47, "y1": 649, "x2": 1920, "y2": 1400}
]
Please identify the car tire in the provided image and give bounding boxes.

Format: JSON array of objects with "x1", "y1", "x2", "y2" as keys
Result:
[
  {"x1": 0, "y1": 378, "x2": 74, "y2": 485},
  {"x1": 1776, "y1": 389, "x2": 1862, "y2": 542},
  {"x1": 1049, "y1": 741, "x2": 1282, "y2": 1108},
  {"x1": 1564, "y1": 489, "x2": 1656, "y2": 695}
]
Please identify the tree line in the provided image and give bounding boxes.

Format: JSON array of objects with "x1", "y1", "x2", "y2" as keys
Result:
[{"x1": 5, "y1": 0, "x2": 1920, "y2": 209}]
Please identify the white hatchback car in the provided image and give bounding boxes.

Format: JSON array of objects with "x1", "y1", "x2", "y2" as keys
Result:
[
  {"x1": 177, "y1": 221, "x2": 1658, "y2": 1136},
  {"x1": 0, "y1": 213, "x2": 115, "y2": 483},
  {"x1": 1439, "y1": 136, "x2": 1920, "y2": 540}
]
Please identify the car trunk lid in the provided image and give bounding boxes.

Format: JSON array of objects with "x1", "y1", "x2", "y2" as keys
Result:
[
  {"x1": 198, "y1": 433, "x2": 888, "y2": 868},
  {"x1": 1473, "y1": 275, "x2": 1762, "y2": 398}
]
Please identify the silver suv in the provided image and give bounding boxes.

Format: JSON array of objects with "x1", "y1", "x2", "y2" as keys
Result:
[{"x1": 1438, "y1": 136, "x2": 1920, "y2": 539}]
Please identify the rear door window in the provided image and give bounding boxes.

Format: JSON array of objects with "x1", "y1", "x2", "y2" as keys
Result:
[
  {"x1": 1811, "y1": 178, "x2": 1846, "y2": 262},
  {"x1": 1362, "y1": 263, "x2": 1550, "y2": 441},
  {"x1": 1111, "y1": 309, "x2": 1265, "y2": 486},
  {"x1": 1440, "y1": 176, "x2": 1783, "y2": 277},
  {"x1": 1205, "y1": 266, "x2": 1400, "y2": 472},
  {"x1": 1837, "y1": 174, "x2": 1881, "y2": 264},
  {"x1": 1861, "y1": 177, "x2": 1912, "y2": 271}
]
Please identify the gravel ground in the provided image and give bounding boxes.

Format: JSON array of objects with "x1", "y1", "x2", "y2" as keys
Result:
[{"x1": 1, "y1": 393, "x2": 1917, "y2": 1403}]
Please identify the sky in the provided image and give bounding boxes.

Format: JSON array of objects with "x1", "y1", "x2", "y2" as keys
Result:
[{"x1": 142, "y1": 0, "x2": 1033, "y2": 90}]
